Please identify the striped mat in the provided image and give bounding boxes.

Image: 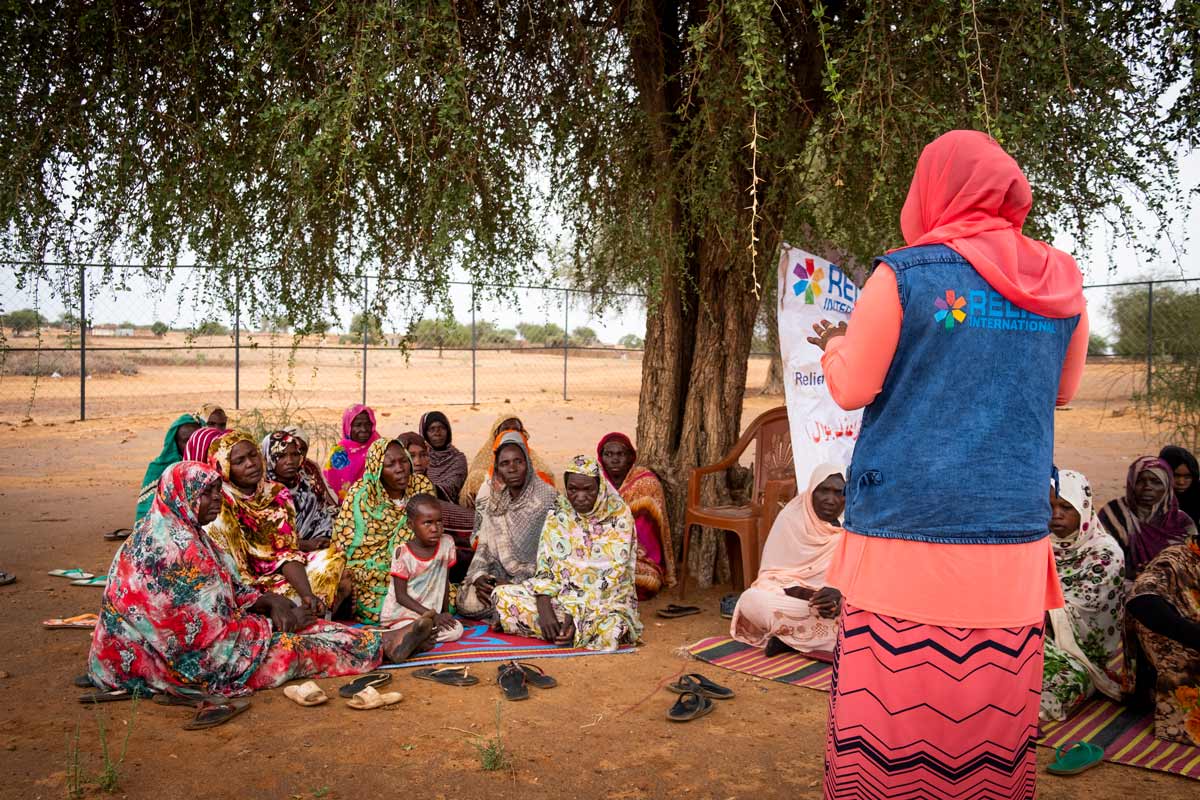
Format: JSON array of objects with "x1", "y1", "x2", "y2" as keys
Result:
[
  {"x1": 687, "y1": 636, "x2": 1200, "y2": 781},
  {"x1": 376, "y1": 622, "x2": 636, "y2": 668}
]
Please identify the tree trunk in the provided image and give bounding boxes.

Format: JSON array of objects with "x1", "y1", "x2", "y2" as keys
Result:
[{"x1": 760, "y1": 279, "x2": 785, "y2": 395}]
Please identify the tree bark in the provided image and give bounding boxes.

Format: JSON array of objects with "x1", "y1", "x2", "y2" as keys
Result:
[{"x1": 760, "y1": 280, "x2": 785, "y2": 396}]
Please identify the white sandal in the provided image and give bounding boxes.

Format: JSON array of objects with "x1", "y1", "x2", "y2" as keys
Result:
[
  {"x1": 283, "y1": 681, "x2": 329, "y2": 707},
  {"x1": 346, "y1": 685, "x2": 402, "y2": 710}
]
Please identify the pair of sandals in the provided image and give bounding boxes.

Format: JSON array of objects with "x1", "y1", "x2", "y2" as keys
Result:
[
  {"x1": 283, "y1": 673, "x2": 404, "y2": 710},
  {"x1": 497, "y1": 661, "x2": 557, "y2": 701},
  {"x1": 657, "y1": 604, "x2": 701, "y2": 619},
  {"x1": 76, "y1": 683, "x2": 250, "y2": 730},
  {"x1": 666, "y1": 673, "x2": 734, "y2": 722}
]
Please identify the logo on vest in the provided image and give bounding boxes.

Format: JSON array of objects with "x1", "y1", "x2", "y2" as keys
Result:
[
  {"x1": 933, "y1": 290, "x2": 968, "y2": 330},
  {"x1": 792, "y1": 258, "x2": 825, "y2": 305}
]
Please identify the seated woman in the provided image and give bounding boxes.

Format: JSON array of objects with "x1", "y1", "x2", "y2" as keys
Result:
[
  {"x1": 597, "y1": 432, "x2": 674, "y2": 599},
  {"x1": 1123, "y1": 527, "x2": 1200, "y2": 745},
  {"x1": 134, "y1": 413, "x2": 202, "y2": 525},
  {"x1": 89, "y1": 461, "x2": 435, "y2": 699},
  {"x1": 203, "y1": 431, "x2": 345, "y2": 612},
  {"x1": 461, "y1": 415, "x2": 556, "y2": 507},
  {"x1": 493, "y1": 455, "x2": 642, "y2": 651},
  {"x1": 196, "y1": 403, "x2": 228, "y2": 430},
  {"x1": 331, "y1": 438, "x2": 432, "y2": 624},
  {"x1": 1099, "y1": 456, "x2": 1198, "y2": 580},
  {"x1": 1159, "y1": 445, "x2": 1200, "y2": 527},
  {"x1": 457, "y1": 431, "x2": 558, "y2": 621},
  {"x1": 262, "y1": 429, "x2": 337, "y2": 550},
  {"x1": 184, "y1": 425, "x2": 227, "y2": 462},
  {"x1": 324, "y1": 404, "x2": 382, "y2": 502},
  {"x1": 730, "y1": 464, "x2": 846, "y2": 661},
  {"x1": 1040, "y1": 470, "x2": 1124, "y2": 722},
  {"x1": 420, "y1": 411, "x2": 469, "y2": 503},
  {"x1": 400, "y1": 432, "x2": 475, "y2": 567}
]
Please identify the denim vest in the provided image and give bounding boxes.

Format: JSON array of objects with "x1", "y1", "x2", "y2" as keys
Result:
[{"x1": 844, "y1": 244, "x2": 1079, "y2": 544}]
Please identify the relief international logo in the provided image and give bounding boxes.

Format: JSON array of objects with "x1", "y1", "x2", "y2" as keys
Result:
[
  {"x1": 792, "y1": 258, "x2": 825, "y2": 305},
  {"x1": 934, "y1": 290, "x2": 968, "y2": 330}
]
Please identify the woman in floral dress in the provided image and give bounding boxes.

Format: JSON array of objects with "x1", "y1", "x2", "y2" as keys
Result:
[
  {"x1": 492, "y1": 455, "x2": 642, "y2": 651},
  {"x1": 89, "y1": 461, "x2": 431, "y2": 699},
  {"x1": 1040, "y1": 470, "x2": 1125, "y2": 721}
]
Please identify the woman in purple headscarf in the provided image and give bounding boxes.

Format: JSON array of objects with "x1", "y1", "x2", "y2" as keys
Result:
[{"x1": 1099, "y1": 455, "x2": 1198, "y2": 580}]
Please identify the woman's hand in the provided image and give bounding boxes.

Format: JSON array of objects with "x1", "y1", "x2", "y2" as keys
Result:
[
  {"x1": 266, "y1": 597, "x2": 299, "y2": 632},
  {"x1": 299, "y1": 593, "x2": 327, "y2": 618},
  {"x1": 810, "y1": 587, "x2": 843, "y2": 619},
  {"x1": 536, "y1": 595, "x2": 561, "y2": 643},
  {"x1": 434, "y1": 612, "x2": 457, "y2": 631},
  {"x1": 807, "y1": 320, "x2": 848, "y2": 352},
  {"x1": 298, "y1": 537, "x2": 331, "y2": 552},
  {"x1": 555, "y1": 614, "x2": 576, "y2": 646},
  {"x1": 473, "y1": 575, "x2": 497, "y2": 606}
]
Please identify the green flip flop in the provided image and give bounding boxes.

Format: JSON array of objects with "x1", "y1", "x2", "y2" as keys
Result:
[{"x1": 1047, "y1": 741, "x2": 1104, "y2": 775}]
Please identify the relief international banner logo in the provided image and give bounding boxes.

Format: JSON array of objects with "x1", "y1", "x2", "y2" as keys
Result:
[
  {"x1": 792, "y1": 258, "x2": 825, "y2": 305},
  {"x1": 933, "y1": 290, "x2": 968, "y2": 330}
]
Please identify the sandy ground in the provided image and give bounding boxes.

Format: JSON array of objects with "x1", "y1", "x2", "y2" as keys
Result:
[{"x1": 0, "y1": 361, "x2": 1195, "y2": 799}]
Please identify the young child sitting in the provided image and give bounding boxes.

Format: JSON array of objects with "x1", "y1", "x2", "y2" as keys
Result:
[{"x1": 379, "y1": 494, "x2": 463, "y2": 642}]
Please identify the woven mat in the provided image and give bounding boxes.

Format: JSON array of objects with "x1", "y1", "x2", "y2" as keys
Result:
[{"x1": 375, "y1": 622, "x2": 635, "y2": 668}]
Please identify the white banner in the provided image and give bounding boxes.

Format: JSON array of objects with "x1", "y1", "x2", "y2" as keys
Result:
[{"x1": 778, "y1": 244, "x2": 863, "y2": 480}]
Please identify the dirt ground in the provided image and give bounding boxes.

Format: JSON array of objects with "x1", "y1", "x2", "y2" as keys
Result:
[{"x1": 0, "y1": 362, "x2": 1196, "y2": 799}]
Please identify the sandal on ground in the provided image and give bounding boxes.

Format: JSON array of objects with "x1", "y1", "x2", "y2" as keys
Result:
[
  {"x1": 49, "y1": 569, "x2": 94, "y2": 580},
  {"x1": 72, "y1": 674, "x2": 95, "y2": 689},
  {"x1": 667, "y1": 691, "x2": 714, "y2": 722},
  {"x1": 103, "y1": 528, "x2": 133, "y2": 541},
  {"x1": 346, "y1": 685, "x2": 402, "y2": 710},
  {"x1": 70, "y1": 576, "x2": 107, "y2": 587},
  {"x1": 78, "y1": 689, "x2": 135, "y2": 704},
  {"x1": 1047, "y1": 742, "x2": 1104, "y2": 775},
  {"x1": 719, "y1": 593, "x2": 739, "y2": 619},
  {"x1": 0, "y1": 571, "x2": 15, "y2": 587},
  {"x1": 338, "y1": 672, "x2": 393, "y2": 698},
  {"x1": 184, "y1": 699, "x2": 250, "y2": 730},
  {"x1": 517, "y1": 662, "x2": 557, "y2": 689},
  {"x1": 284, "y1": 681, "x2": 329, "y2": 706},
  {"x1": 413, "y1": 665, "x2": 480, "y2": 687},
  {"x1": 497, "y1": 662, "x2": 529, "y2": 701},
  {"x1": 43, "y1": 613, "x2": 99, "y2": 629},
  {"x1": 153, "y1": 693, "x2": 217, "y2": 708},
  {"x1": 667, "y1": 673, "x2": 735, "y2": 700},
  {"x1": 656, "y1": 604, "x2": 701, "y2": 619}
]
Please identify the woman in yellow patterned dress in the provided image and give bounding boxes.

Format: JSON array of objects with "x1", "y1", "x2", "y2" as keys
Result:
[{"x1": 492, "y1": 455, "x2": 642, "y2": 651}]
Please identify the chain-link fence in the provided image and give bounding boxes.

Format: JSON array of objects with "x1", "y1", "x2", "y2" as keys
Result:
[{"x1": 0, "y1": 263, "x2": 1194, "y2": 421}]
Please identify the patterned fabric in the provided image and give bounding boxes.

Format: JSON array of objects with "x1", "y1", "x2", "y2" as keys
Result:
[
  {"x1": 420, "y1": 411, "x2": 469, "y2": 503},
  {"x1": 90, "y1": 462, "x2": 382, "y2": 698},
  {"x1": 1041, "y1": 470, "x2": 1125, "y2": 721},
  {"x1": 1099, "y1": 456, "x2": 1198, "y2": 578},
  {"x1": 280, "y1": 425, "x2": 337, "y2": 507},
  {"x1": 134, "y1": 414, "x2": 202, "y2": 524},
  {"x1": 183, "y1": 426, "x2": 227, "y2": 462},
  {"x1": 597, "y1": 432, "x2": 675, "y2": 597},
  {"x1": 195, "y1": 403, "x2": 225, "y2": 427},
  {"x1": 462, "y1": 415, "x2": 556, "y2": 504},
  {"x1": 493, "y1": 455, "x2": 642, "y2": 651},
  {"x1": 461, "y1": 432, "x2": 560, "y2": 617},
  {"x1": 323, "y1": 404, "x2": 381, "y2": 502},
  {"x1": 824, "y1": 605, "x2": 1043, "y2": 799},
  {"x1": 204, "y1": 430, "x2": 344, "y2": 606},
  {"x1": 379, "y1": 534, "x2": 457, "y2": 629},
  {"x1": 260, "y1": 430, "x2": 336, "y2": 542},
  {"x1": 331, "y1": 439, "x2": 430, "y2": 624},
  {"x1": 1125, "y1": 538, "x2": 1200, "y2": 746}
]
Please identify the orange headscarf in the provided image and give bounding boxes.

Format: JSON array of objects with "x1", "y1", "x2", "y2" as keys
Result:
[{"x1": 898, "y1": 130, "x2": 1084, "y2": 319}]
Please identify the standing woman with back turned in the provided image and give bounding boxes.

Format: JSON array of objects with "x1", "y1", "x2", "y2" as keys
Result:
[{"x1": 811, "y1": 131, "x2": 1089, "y2": 800}]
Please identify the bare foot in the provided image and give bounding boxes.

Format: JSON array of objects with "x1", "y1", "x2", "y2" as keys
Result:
[{"x1": 382, "y1": 612, "x2": 436, "y2": 663}]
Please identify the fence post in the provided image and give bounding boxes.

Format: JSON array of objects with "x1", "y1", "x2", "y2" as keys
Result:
[
  {"x1": 361, "y1": 274, "x2": 368, "y2": 406},
  {"x1": 471, "y1": 283, "x2": 477, "y2": 406},
  {"x1": 78, "y1": 264, "x2": 86, "y2": 421},
  {"x1": 562, "y1": 288, "x2": 569, "y2": 401},
  {"x1": 234, "y1": 271, "x2": 241, "y2": 410},
  {"x1": 1145, "y1": 280, "x2": 1154, "y2": 400}
]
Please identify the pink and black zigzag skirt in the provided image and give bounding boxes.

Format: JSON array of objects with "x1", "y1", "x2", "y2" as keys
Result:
[{"x1": 824, "y1": 605, "x2": 1044, "y2": 800}]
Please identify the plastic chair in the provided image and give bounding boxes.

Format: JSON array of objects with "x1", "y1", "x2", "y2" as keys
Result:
[{"x1": 677, "y1": 406, "x2": 795, "y2": 598}]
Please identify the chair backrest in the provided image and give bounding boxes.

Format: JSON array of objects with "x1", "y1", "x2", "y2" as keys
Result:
[{"x1": 749, "y1": 406, "x2": 794, "y2": 505}]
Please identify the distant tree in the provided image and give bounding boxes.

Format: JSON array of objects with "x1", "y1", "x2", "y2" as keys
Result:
[
  {"x1": 540, "y1": 323, "x2": 566, "y2": 348},
  {"x1": 259, "y1": 314, "x2": 291, "y2": 333},
  {"x1": 407, "y1": 317, "x2": 469, "y2": 347},
  {"x1": 570, "y1": 326, "x2": 601, "y2": 346},
  {"x1": 1087, "y1": 334, "x2": 1110, "y2": 356},
  {"x1": 516, "y1": 322, "x2": 548, "y2": 344},
  {"x1": 1109, "y1": 286, "x2": 1200, "y2": 358},
  {"x1": 150, "y1": 321, "x2": 169, "y2": 337},
  {"x1": 295, "y1": 319, "x2": 331, "y2": 336},
  {"x1": 618, "y1": 333, "x2": 644, "y2": 350},
  {"x1": 1, "y1": 308, "x2": 48, "y2": 335},
  {"x1": 57, "y1": 312, "x2": 80, "y2": 329},
  {"x1": 196, "y1": 320, "x2": 229, "y2": 336},
  {"x1": 118, "y1": 319, "x2": 137, "y2": 328},
  {"x1": 348, "y1": 312, "x2": 385, "y2": 345}
]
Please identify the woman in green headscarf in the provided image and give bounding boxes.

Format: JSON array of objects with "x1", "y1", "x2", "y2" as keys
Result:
[
  {"x1": 330, "y1": 438, "x2": 435, "y2": 624},
  {"x1": 133, "y1": 413, "x2": 202, "y2": 525}
]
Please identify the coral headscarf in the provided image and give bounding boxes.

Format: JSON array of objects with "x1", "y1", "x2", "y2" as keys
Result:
[
  {"x1": 900, "y1": 130, "x2": 1084, "y2": 319},
  {"x1": 323, "y1": 404, "x2": 381, "y2": 501}
]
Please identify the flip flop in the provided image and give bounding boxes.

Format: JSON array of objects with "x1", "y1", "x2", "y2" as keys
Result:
[
  {"x1": 103, "y1": 528, "x2": 133, "y2": 541},
  {"x1": 719, "y1": 593, "x2": 739, "y2": 619},
  {"x1": 73, "y1": 675, "x2": 95, "y2": 689},
  {"x1": 78, "y1": 689, "x2": 135, "y2": 704},
  {"x1": 0, "y1": 571, "x2": 15, "y2": 586},
  {"x1": 284, "y1": 681, "x2": 329, "y2": 706},
  {"x1": 497, "y1": 662, "x2": 529, "y2": 701},
  {"x1": 667, "y1": 691, "x2": 714, "y2": 722},
  {"x1": 70, "y1": 576, "x2": 107, "y2": 587},
  {"x1": 412, "y1": 666, "x2": 480, "y2": 687},
  {"x1": 43, "y1": 613, "x2": 99, "y2": 629},
  {"x1": 656, "y1": 604, "x2": 701, "y2": 619},
  {"x1": 1047, "y1": 741, "x2": 1104, "y2": 775},
  {"x1": 183, "y1": 699, "x2": 251, "y2": 730},
  {"x1": 667, "y1": 673, "x2": 735, "y2": 700},
  {"x1": 346, "y1": 685, "x2": 402, "y2": 710},
  {"x1": 517, "y1": 662, "x2": 557, "y2": 689},
  {"x1": 153, "y1": 693, "x2": 217, "y2": 708},
  {"x1": 338, "y1": 672, "x2": 393, "y2": 698},
  {"x1": 49, "y1": 569, "x2": 95, "y2": 580}
]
